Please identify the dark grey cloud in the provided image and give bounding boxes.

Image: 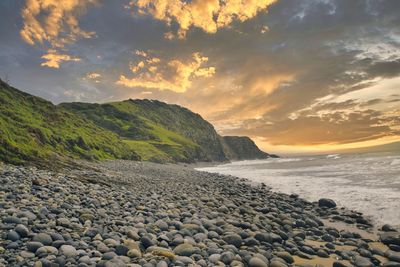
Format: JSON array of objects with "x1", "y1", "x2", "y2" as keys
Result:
[{"x1": 0, "y1": 0, "x2": 399, "y2": 150}]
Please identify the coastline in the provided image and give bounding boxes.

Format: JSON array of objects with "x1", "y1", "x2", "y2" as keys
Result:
[
  {"x1": 196, "y1": 155, "x2": 400, "y2": 232},
  {"x1": 1, "y1": 160, "x2": 399, "y2": 266}
]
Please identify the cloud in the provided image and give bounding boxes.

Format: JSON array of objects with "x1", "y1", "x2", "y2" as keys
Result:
[
  {"x1": 226, "y1": 109, "x2": 399, "y2": 146},
  {"x1": 20, "y1": 0, "x2": 97, "y2": 47},
  {"x1": 6, "y1": 0, "x2": 400, "y2": 151},
  {"x1": 86, "y1": 72, "x2": 101, "y2": 79},
  {"x1": 20, "y1": 0, "x2": 97, "y2": 67},
  {"x1": 367, "y1": 60, "x2": 400, "y2": 78},
  {"x1": 129, "y1": 0, "x2": 277, "y2": 38},
  {"x1": 117, "y1": 52, "x2": 215, "y2": 92},
  {"x1": 40, "y1": 49, "x2": 81, "y2": 68}
]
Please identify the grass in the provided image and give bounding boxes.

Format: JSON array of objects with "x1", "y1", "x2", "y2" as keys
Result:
[
  {"x1": 1, "y1": 79, "x2": 258, "y2": 165},
  {"x1": 61, "y1": 100, "x2": 203, "y2": 163},
  {"x1": 0, "y1": 81, "x2": 138, "y2": 165}
]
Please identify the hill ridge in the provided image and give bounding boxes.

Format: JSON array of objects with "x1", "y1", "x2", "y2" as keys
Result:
[{"x1": 0, "y1": 79, "x2": 276, "y2": 165}]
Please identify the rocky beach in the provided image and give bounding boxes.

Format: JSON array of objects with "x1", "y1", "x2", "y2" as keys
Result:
[{"x1": 0, "y1": 160, "x2": 399, "y2": 267}]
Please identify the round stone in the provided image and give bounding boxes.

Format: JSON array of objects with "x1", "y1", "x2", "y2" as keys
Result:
[
  {"x1": 115, "y1": 245, "x2": 129, "y2": 256},
  {"x1": 127, "y1": 249, "x2": 142, "y2": 258},
  {"x1": 7, "y1": 230, "x2": 20, "y2": 241},
  {"x1": 140, "y1": 235, "x2": 155, "y2": 249},
  {"x1": 20, "y1": 251, "x2": 35, "y2": 258},
  {"x1": 382, "y1": 224, "x2": 397, "y2": 232},
  {"x1": 173, "y1": 243, "x2": 200, "y2": 256},
  {"x1": 157, "y1": 261, "x2": 168, "y2": 267},
  {"x1": 97, "y1": 242, "x2": 110, "y2": 253},
  {"x1": 155, "y1": 220, "x2": 169, "y2": 231},
  {"x1": 220, "y1": 251, "x2": 235, "y2": 264},
  {"x1": 354, "y1": 256, "x2": 374, "y2": 267},
  {"x1": 318, "y1": 198, "x2": 337, "y2": 208},
  {"x1": 27, "y1": 242, "x2": 44, "y2": 253},
  {"x1": 35, "y1": 246, "x2": 58, "y2": 255},
  {"x1": 33, "y1": 233, "x2": 53, "y2": 245},
  {"x1": 102, "y1": 252, "x2": 117, "y2": 260},
  {"x1": 276, "y1": 252, "x2": 294, "y2": 264},
  {"x1": 15, "y1": 224, "x2": 29, "y2": 237},
  {"x1": 249, "y1": 257, "x2": 269, "y2": 267},
  {"x1": 270, "y1": 260, "x2": 288, "y2": 267},
  {"x1": 209, "y1": 254, "x2": 221, "y2": 263},
  {"x1": 223, "y1": 234, "x2": 242, "y2": 248},
  {"x1": 4, "y1": 216, "x2": 22, "y2": 224},
  {"x1": 59, "y1": 245, "x2": 78, "y2": 258}
]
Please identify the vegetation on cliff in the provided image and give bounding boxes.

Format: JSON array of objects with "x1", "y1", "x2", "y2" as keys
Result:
[{"x1": 0, "y1": 79, "x2": 275, "y2": 165}]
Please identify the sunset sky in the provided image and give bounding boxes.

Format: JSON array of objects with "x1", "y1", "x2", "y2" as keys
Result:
[{"x1": 0, "y1": 0, "x2": 399, "y2": 154}]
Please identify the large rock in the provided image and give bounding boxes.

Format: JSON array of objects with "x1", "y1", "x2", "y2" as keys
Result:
[
  {"x1": 15, "y1": 224, "x2": 29, "y2": 237},
  {"x1": 381, "y1": 232, "x2": 400, "y2": 246},
  {"x1": 248, "y1": 257, "x2": 269, "y2": 267},
  {"x1": 33, "y1": 233, "x2": 53, "y2": 245},
  {"x1": 276, "y1": 252, "x2": 294, "y2": 264},
  {"x1": 59, "y1": 245, "x2": 78, "y2": 258},
  {"x1": 27, "y1": 242, "x2": 44, "y2": 253},
  {"x1": 382, "y1": 225, "x2": 397, "y2": 232},
  {"x1": 173, "y1": 243, "x2": 200, "y2": 256},
  {"x1": 7, "y1": 231, "x2": 20, "y2": 242},
  {"x1": 354, "y1": 256, "x2": 374, "y2": 267},
  {"x1": 318, "y1": 198, "x2": 337, "y2": 208},
  {"x1": 35, "y1": 246, "x2": 58, "y2": 255},
  {"x1": 223, "y1": 234, "x2": 242, "y2": 248}
]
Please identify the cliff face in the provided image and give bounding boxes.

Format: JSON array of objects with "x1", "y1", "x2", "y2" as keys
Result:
[
  {"x1": 221, "y1": 136, "x2": 279, "y2": 160},
  {"x1": 1, "y1": 79, "x2": 276, "y2": 165}
]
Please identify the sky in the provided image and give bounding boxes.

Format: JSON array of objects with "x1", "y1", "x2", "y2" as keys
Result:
[{"x1": 0, "y1": 0, "x2": 400, "y2": 154}]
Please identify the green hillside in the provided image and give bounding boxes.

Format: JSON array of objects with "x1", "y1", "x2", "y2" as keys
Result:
[
  {"x1": 0, "y1": 80, "x2": 138, "y2": 165},
  {"x1": 61, "y1": 100, "x2": 227, "y2": 162},
  {"x1": 59, "y1": 101, "x2": 205, "y2": 162},
  {"x1": 0, "y1": 79, "x2": 275, "y2": 165}
]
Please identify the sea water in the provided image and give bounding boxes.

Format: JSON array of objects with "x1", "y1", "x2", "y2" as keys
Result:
[{"x1": 197, "y1": 152, "x2": 400, "y2": 228}]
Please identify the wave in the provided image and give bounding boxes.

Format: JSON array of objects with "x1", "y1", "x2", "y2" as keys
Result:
[
  {"x1": 228, "y1": 158, "x2": 302, "y2": 166},
  {"x1": 390, "y1": 159, "x2": 400, "y2": 166},
  {"x1": 326, "y1": 154, "x2": 341, "y2": 159}
]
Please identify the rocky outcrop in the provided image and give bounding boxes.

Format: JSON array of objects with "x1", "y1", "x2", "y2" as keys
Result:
[{"x1": 221, "y1": 136, "x2": 279, "y2": 160}]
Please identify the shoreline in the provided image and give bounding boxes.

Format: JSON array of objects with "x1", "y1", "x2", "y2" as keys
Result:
[
  {"x1": 1, "y1": 160, "x2": 399, "y2": 266},
  {"x1": 195, "y1": 157, "x2": 400, "y2": 232}
]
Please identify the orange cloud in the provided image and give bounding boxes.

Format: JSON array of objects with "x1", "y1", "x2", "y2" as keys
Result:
[
  {"x1": 41, "y1": 49, "x2": 81, "y2": 68},
  {"x1": 20, "y1": 0, "x2": 97, "y2": 67},
  {"x1": 130, "y1": 0, "x2": 277, "y2": 38},
  {"x1": 117, "y1": 52, "x2": 216, "y2": 93}
]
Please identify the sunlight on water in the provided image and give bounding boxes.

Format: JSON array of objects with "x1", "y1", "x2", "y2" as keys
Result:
[{"x1": 197, "y1": 152, "x2": 400, "y2": 228}]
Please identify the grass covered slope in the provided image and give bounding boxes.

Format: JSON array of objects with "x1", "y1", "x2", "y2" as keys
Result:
[
  {"x1": 0, "y1": 79, "x2": 275, "y2": 165},
  {"x1": 0, "y1": 80, "x2": 138, "y2": 165},
  {"x1": 59, "y1": 101, "x2": 204, "y2": 162},
  {"x1": 61, "y1": 100, "x2": 227, "y2": 162}
]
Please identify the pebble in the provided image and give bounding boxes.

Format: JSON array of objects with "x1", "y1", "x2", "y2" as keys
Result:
[
  {"x1": 223, "y1": 234, "x2": 242, "y2": 248},
  {"x1": 173, "y1": 243, "x2": 200, "y2": 256},
  {"x1": 59, "y1": 245, "x2": 78, "y2": 258},
  {"x1": 7, "y1": 231, "x2": 20, "y2": 242},
  {"x1": 32, "y1": 233, "x2": 52, "y2": 246},
  {"x1": 249, "y1": 257, "x2": 269, "y2": 267},
  {"x1": 15, "y1": 224, "x2": 29, "y2": 237},
  {"x1": 318, "y1": 198, "x2": 337, "y2": 208},
  {"x1": 0, "y1": 161, "x2": 396, "y2": 266},
  {"x1": 26, "y1": 242, "x2": 43, "y2": 253}
]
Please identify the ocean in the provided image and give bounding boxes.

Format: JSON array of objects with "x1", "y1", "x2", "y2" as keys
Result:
[{"x1": 197, "y1": 151, "x2": 400, "y2": 229}]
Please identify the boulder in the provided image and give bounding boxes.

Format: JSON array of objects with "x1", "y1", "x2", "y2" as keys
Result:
[{"x1": 318, "y1": 198, "x2": 337, "y2": 208}]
